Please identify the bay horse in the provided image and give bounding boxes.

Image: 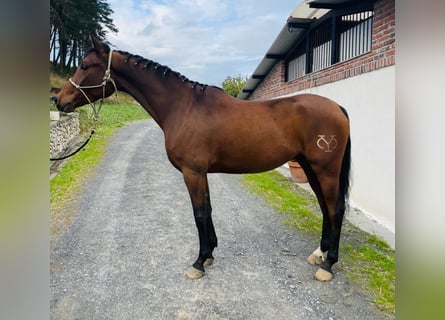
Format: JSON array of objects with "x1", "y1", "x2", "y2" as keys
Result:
[{"x1": 51, "y1": 37, "x2": 351, "y2": 282}]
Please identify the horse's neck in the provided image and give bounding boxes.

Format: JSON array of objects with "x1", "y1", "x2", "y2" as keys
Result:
[{"x1": 113, "y1": 63, "x2": 187, "y2": 128}]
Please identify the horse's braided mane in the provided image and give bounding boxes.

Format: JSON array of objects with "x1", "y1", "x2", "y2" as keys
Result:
[{"x1": 116, "y1": 49, "x2": 222, "y2": 92}]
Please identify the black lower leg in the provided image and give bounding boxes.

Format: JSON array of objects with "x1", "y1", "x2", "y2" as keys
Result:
[
  {"x1": 193, "y1": 257, "x2": 206, "y2": 272},
  {"x1": 320, "y1": 217, "x2": 331, "y2": 252},
  {"x1": 207, "y1": 215, "x2": 217, "y2": 253},
  {"x1": 321, "y1": 247, "x2": 338, "y2": 273},
  {"x1": 205, "y1": 188, "x2": 217, "y2": 257},
  {"x1": 192, "y1": 205, "x2": 213, "y2": 272},
  {"x1": 320, "y1": 218, "x2": 343, "y2": 273}
]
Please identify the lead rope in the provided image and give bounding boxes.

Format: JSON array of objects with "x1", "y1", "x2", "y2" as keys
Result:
[
  {"x1": 50, "y1": 49, "x2": 117, "y2": 161},
  {"x1": 49, "y1": 128, "x2": 96, "y2": 161}
]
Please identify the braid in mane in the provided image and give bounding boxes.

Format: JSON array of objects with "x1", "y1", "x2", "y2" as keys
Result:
[{"x1": 116, "y1": 50, "x2": 222, "y2": 92}]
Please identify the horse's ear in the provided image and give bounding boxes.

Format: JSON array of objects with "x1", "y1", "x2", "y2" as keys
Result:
[
  {"x1": 90, "y1": 35, "x2": 110, "y2": 55},
  {"x1": 90, "y1": 35, "x2": 103, "y2": 52}
]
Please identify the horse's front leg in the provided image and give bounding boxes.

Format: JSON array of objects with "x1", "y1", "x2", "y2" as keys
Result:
[{"x1": 182, "y1": 168, "x2": 216, "y2": 279}]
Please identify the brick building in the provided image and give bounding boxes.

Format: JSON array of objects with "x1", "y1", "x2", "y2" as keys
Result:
[{"x1": 239, "y1": 0, "x2": 395, "y2": 240}]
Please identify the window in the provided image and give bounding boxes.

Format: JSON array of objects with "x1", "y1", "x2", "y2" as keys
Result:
[
  {"x1": 286, "y1": 43, "x2": 306, "y2": 81},
  {"x1": 338, "y1": 11, "x2": 373, "y2": 62},
  {"x1": 287, "y1": 53, "x2": 306, "y2": 81},
  {"x1": 285, "y1": 7, "x2": 374, "y2": 81},
  {"x1": 311, "y1": 20, "x2": 332, "y2": 72}
]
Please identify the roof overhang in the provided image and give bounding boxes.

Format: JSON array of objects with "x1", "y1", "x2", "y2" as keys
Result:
[
  {"x1": 237, "y1": 1, "x2": 329, "y2": 99},
  {"x1": 287, "y1": 17, "x2": 314, "y2": 30},
  {"x1": 308, "y1": 0, "x2": 360, "y2": 9}
]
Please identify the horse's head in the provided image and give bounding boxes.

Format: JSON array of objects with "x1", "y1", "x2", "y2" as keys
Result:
[{"x1": 51, "y1": 37, "x2": 117, "y2": 113}]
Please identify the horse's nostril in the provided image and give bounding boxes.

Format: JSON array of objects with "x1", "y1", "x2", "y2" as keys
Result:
[{"x1": 50, "y1": 96, "x2": 58, "y2": 104}]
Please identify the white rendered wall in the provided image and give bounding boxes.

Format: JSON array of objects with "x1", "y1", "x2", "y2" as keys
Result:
[{"x1": 280, "y1": 66, "x2": 395, "y2": 233}]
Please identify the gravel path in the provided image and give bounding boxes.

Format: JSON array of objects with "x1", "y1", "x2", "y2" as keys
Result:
[{"x1": 50, "y1": 120, "x2": 386, "y2": 319}]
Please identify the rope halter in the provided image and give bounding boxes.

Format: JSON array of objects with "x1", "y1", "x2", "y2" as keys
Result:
[{"x1": 68, "y1": 49, "x2": 118, "y2": 120}]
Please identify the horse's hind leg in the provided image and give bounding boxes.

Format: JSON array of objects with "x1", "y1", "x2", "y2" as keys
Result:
[
  {"x1": 306, "y1": 171, "x2": 345, "y2": 281},
  {"x1": 182, "y1": 168, "x2": 217, "y2": 279}
]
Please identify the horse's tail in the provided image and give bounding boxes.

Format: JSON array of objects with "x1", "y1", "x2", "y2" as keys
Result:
[{"x1": 337, "y1": 106, "x2": 352, "y2": 216}]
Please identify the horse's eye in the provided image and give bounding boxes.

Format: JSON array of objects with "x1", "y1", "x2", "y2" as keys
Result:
[{"x1": 80, "y1": 64, "x2": 88, "y2": 70}]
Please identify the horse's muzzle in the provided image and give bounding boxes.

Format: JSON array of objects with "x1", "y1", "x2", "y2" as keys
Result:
[{"x1": 50, "y1": 96, "x2": 74, "y2": 113}]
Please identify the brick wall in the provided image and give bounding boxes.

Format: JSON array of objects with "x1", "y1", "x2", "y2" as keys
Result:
[{"x1": 249, "y1": 0, "x2": 395, "y2": 100}]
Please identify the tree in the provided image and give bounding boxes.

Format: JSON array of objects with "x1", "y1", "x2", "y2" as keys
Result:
[
  {"x1": 221, "y1": 75, "x2": 248, "y2": 98},
  {"x1": 50, "y1": 0, "x2": 118, "y2": 74}
]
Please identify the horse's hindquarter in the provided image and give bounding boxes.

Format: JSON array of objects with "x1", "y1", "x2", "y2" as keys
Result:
[{"x1": 217, "y1": 94, "x2": 349, "y2": 173}]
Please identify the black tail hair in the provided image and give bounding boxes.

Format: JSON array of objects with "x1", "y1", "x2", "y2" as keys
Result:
[{"x1": 337, "y1": 106, "x2": 352, "y2": 216}]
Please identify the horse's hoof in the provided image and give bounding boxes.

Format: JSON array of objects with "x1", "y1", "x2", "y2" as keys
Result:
[
  {"x1": 306, "y1": 253, "x2": 324, "y2": 265},
  {"x1": 314, "y1": 268, "x2": 333, "y2": 281},
  {"x1": 185, "y1": 266, "x2": 205, "y2": 279},
  {"x1": 203, "y1": 258, "x2": 214, "y2": 267}
]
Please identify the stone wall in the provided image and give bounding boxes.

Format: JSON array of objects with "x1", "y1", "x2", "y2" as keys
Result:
[{"x1": 50, "y1": 112, "x2": 80, "y2": 159}]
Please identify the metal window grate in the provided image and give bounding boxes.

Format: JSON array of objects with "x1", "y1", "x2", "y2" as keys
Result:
[
  {"x1": 312, "y1": 41, "x2": 332, "y2": 72},
  {"x1": 338, "y1": 11, "x2": 373, "y2": 62},
  {"x1": 311, "y1": 20, "x2": 332, "y2": 72},
  {"x1": 287, "y1": 53, "x2": 306, "y2": 81}
]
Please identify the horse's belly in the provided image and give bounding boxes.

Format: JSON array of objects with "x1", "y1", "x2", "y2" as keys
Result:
[{"x1": 208, "y1": 144, "x2": 294, "y2": 174}]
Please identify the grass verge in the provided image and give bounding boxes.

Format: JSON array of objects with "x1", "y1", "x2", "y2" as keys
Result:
[
  {"x1": 242, "y1": 170, "x2": 395, "y2": 317},
  {"x1": 50, "y1": 103, "x2": 149, "y2": 238}
]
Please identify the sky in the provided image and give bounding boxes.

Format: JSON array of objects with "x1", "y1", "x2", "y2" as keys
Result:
[{"x1": 106, "y1": 0, "x2": 302, "y2": 86}]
